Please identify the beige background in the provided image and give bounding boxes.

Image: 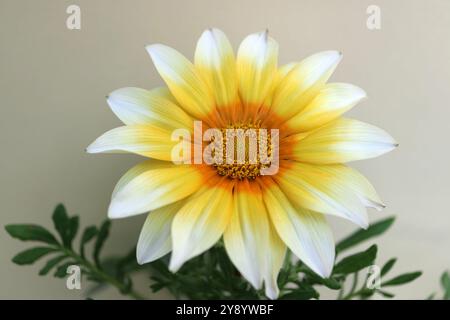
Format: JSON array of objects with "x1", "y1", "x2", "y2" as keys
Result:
[{"x1": 1, "y1": 0, "x2": 449, "y2": 299}]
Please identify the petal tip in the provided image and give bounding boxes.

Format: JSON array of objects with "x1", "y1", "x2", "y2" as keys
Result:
[
  {"x1": 85, "y1": 141, "x2": 98, "y2": 154},
  {"x1": 360, "y1": 221, "x2": 369, "y2": 230},
  {"x1": 136, "y1": 254, "x2": 145, "y2": 266},
  {"x1": 145, "y1": 43, "x2": 166, "y2": 58},
  {"x1": 107, "y1": 200, "x2": 128, "y2": 219},
  {"x1": 264, "y1": 286, "x2": 279, "y2": 300},
  {"x1": 168, "y1": 258, "x2": 182, "y2": 273}
]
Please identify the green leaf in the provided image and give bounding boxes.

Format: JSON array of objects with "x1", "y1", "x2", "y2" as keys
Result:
[
  {"x1": 318, "y1": 277, "x2": 342, "y2": 290},
  {"x1": 39, "y1": 255, "x2": 68, "y2": 275},
  {"x1": 67, "y1": 216, "x2": 79, "y2": 246},
  {"x1": 440, "y1": 271, "x2": 450, "y2": 299},
  {"x1": 381, "y1": 258, "x2": 397, "y2": 276},
  {"x1": 377, "y1": 289, "x2": 395, "y2": 298},
  {"x1": 5, "y1": 224, "x2": 58, "y2": 245},
  {"x1": 280, "y1": 285, "x2": 319, "y2": 300},
  {"x1": 94, "y1": 220, "x2": 111, "y2": 267},
  {"x1": 333, "y1": 245, "x2": 377, "y2": 275},
  {"x1": 54, "y1": 261, "x2": 76, "y2": 278},
  {"x1": 298, "y1": 265, "x2": 341, "y2": 289},
  {"x1": 336, "y1": 217, "x2": 395, "y2": 253},
  {"x1": 12, "y1": 247, "x2": 57, "y2": 265},
  {"x1": 358, "y1": 288, "x2": 375, "y2": 299},
  {"x1": 51, "y1": 205, "x2": 79, "y2": 248},
  {"x1": 52, "y1": 204, "x2": 71, "y2": 247},
  {"x1": 80, "y1": 226, "x2": 98, "y2": 258},
  {"x1": 382, "y1": 271, "x2": 422, "y2": 287}
]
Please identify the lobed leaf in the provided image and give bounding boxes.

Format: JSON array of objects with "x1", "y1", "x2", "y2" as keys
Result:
[
  {"x1": 39, "y1": 255, "x2": 68, "y2": 276},
  {"x1": 52, "y1": 204, "x2": 73, "y2": 247},
  {"x1": 12, "y1": 247, "x2": 57, "y2": 265},
  {"x1": 5, "y1": 224, "x2": 58, "y2": 245},
  {"x1": 94, "y1": 220, "x2": 111, "y2": 267},
  {"x1": 80, "y1": 226, "x2": 98, "y2": 258},
  {"x1": 54, "y1": 261, "x2": 77, "y2": 278}
]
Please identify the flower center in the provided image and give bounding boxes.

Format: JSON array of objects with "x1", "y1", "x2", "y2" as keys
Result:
[{"x1": 212, "y1": 122, "x2": 273, "y2": 180}]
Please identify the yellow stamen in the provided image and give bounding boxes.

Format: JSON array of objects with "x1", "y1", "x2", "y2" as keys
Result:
[{"x1": 213, "y1": 122, "x2": 272, "y2": 180}]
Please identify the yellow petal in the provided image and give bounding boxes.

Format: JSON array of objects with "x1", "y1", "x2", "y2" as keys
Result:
[
  {"x1": 272, "y1": 51, "x2": 342, "y2": 120},
  {"x1": 107, "y1": 87, "x2": 193, "y2": 130},
  {"x1": 86, "y1": 124, "x2": 190, "y2": 161},
  {"x1": 108, "y1": 164, "x2": 204, "y2": 218},
  {"x1": 261, "y1": 178, "x2": 335, "y2": 277},
  {"x1": 284, "y1": 83, "x2": 366, "y2": 133},
  {"x1": 237, "y1": 31, "x2": 278, "y2": 108},
  {"x1": 169, "y1": 180, "x2": 234, "y2": 271},
  {"x1": 274, "y1": 162, "x2": 368, "y2": 228},
  {"x1": 146, "y1": 44, "x2": 214, "y2": 120},
  {"x1": 195, "y1": 28, "x2": 238, "y2": 108},
  {"x1": 288, "y1": 118, "x2": 398, "y2": 164},
  {"x1": 263, "y1": 62, "x2": 297, "y2": 108},
  {"x1": 111, "y1": 159, "x2": 173, "y2": 198},
  {"x1": 311, "y1": 164, "x2": 385, "y2": 210},
  {"x1": 223, "y1": 180, "x2": 285, "y2": 298},
  {"x1": 136, "y1": 200, "x2": 186, "y2": 264}
]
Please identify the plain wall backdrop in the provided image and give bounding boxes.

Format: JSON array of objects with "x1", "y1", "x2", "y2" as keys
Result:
[{"x1": 1, "y1": 0, "x2": 449, "y2": 299}]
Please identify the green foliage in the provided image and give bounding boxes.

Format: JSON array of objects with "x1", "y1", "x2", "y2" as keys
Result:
[
  {"x1": 5, "y1": 205, "x2": 428, "y2": 300},
  {"x1": 146, "y1": 215, "x2": 420, "y2": 300},
  {"x1": 93, "y1": 221, "x2": 110, "y2": 267},
  {"x1": 39, "y1": 255, "x2": 68, "y2": 276},
  {"x1": 5, "y1": 204, "x2": 145, "y2": 300},
  {"x1": 149, "y1": 245, "x2": 262, "y2": 299},
  {"x1": 12, "y1": 247, "x2": 57, "y2": 265},
  {"x1": 80, "y1": 226, "x2": 98, "y2": 259},
  {"x1": 5, "y1": 224, "x2": 58, "y2": 245},
  {"x1": 441, "y1": 271, "x2": 450, "y2": 300},
  {"x1": 429, "y1": 271, "x2": 450, "y2": 300},
  {"x1": 381, "y1": 258, "x2": 396, "y2": 276},
  {"x1": 333, "y1": 245, "x2": 377, "y2": 274},
  {"x1": 382, "y1": 272, "x2": 422, "y2": 287},
  {"x1": 335, "y1": 217, "x2": 395, "y2": 253}
]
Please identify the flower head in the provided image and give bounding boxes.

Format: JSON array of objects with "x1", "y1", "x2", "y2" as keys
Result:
[{"x1": 87, "y1": 29, "x2": 397, "y2": 299}]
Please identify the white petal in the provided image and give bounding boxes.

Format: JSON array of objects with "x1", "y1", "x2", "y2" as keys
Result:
[
  {"x1": 195, "y1": 28, "x2": 238, "y2": 107},
  {"x1": 136, "y1": 200, "x2": 185, "y2": 264},
  {"x1": 261, "y1": 179, "x2": 335, "y2": 277},
  {"x1": 237, "y1": 31, "x2": 278, "y2": 107},
  {"x1": 289, "y1": 118, "x2": 398, "y2": 164},
  {"x1": 314, "y1": 165, "x2": 385, "y2": 211},
  {"x1": 223, "y1": 180, "x2": 285, "y2": 296},
  {"x1": 146, "y1": 44, "x2": 214, "y2": 120},
  {"x1": 108, "y1": 165, "x2": 203, "y2": 219},
  {"x1": 107, "y1": 87, "x2": 193, "y2": 129},
  {"x1": 272, "y1": 51, "x2": 342, "y2": 119},
  {"x1": 284, "y1": 83, "x2": 367, "y2": 132},
  {"x1": 86, "y1": 124, "x2": 187, "y2": 161},
  {"x1": 275, "y1": 163, "x2": 369, "y2": 228},
  {"x1": 169, "y1": 181, "x2": 233, "y2": 271}
]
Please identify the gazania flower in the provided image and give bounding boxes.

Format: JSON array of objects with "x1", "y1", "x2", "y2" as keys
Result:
[{"x1": 87, "y1": 29, "x2": 397, "y2": 299}]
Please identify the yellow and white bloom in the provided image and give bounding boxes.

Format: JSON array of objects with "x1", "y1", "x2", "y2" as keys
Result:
[{"x1": 87, "y1": 29, "x2": 397, "y2": 299}]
